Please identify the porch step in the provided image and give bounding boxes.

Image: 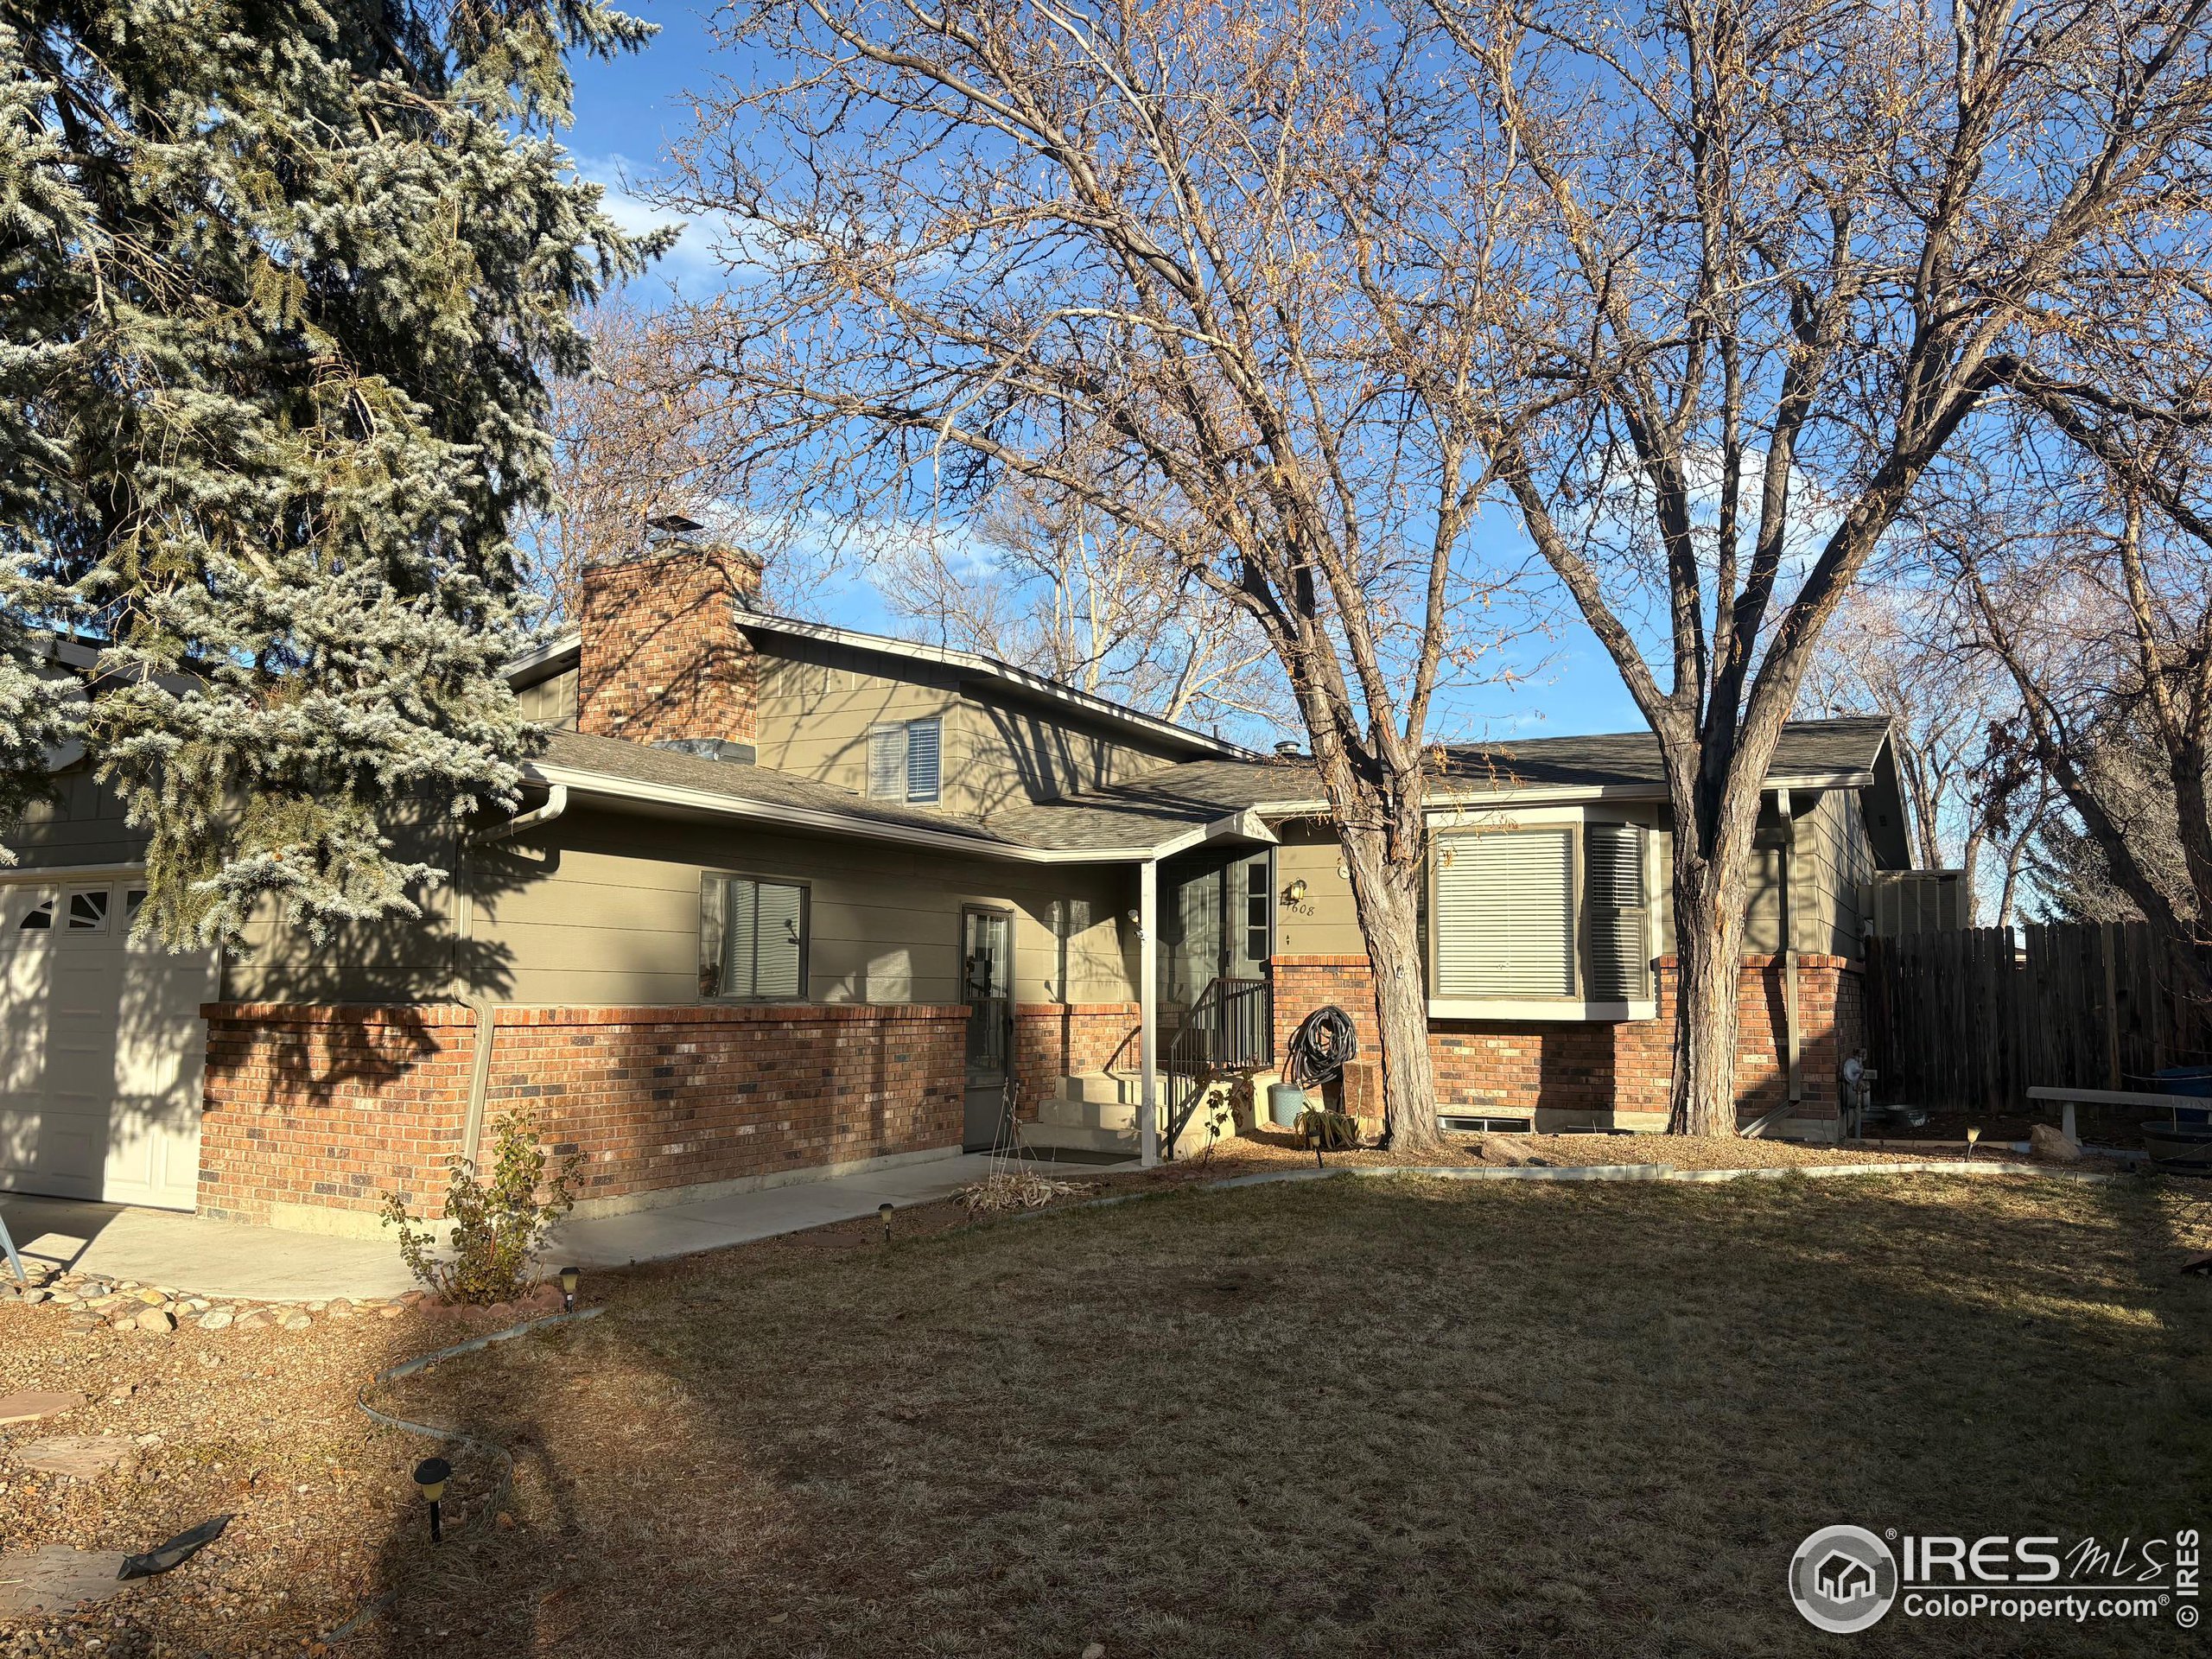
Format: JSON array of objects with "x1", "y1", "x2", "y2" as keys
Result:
[
  {"x1": 1034, "y1": 1091, "x2": 1139, "y2": 1133},
  {"x1": 1058, "y1": 1072, "x2": 1141, "y2": 1106},
  {"x1": 1021, "y1": 1117, "x2": 1138, "y2": 1155}
]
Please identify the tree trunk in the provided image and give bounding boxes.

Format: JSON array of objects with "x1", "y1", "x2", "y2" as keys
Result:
[
  {"x1": 1666, "y1": 779, "x2": 1761, "y2": 1137},
  {"x1": 1336, "y1": 817, "x2": 1443, "y2": 1155}
]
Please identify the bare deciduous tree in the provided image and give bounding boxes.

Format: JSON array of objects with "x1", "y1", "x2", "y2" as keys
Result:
[
  {"x1": 520, "y1": 300, "x2": 722, "y2": 625},
  {"x1": 1944, "y1": 416, "x2": 2212, "y2": 983},
  {"x1": 662, "y1": 0, "x2": 1545, "y2": 1153},
  {"x1": 875, "y1": 478, "x2": 1293, "y2": 741},
  {"x1": 1424, "y1": 0, "x2": 2212, "y2": 1129},
  {"x1": 660, "y1": 0, "x2": 2212, "y2": 1136},
  {"x1": 1801, "y1": 585, "x2": 2027, "y2": 924}
]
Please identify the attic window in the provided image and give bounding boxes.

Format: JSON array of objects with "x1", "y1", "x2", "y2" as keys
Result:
[{"x1": 868, "y1": 717, "x2": 942, "y2": 804}]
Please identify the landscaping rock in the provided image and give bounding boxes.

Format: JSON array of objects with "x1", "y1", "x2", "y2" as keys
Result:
[
  {"x1": 199, "y1": 1307, "x2": 235, "y2": 1332},
  {"x1": 136, "y1": 1307, "x2": 177, "y2": 1333},
  {"x1": 0, "y1": 1389, "x2": 85, "y2": 1426},
  {"x1": 15, "y1": 1434, "x2": 134, "y2": 1480},
  {"x1": 280, "y1": 1312, "x2": 313, "y2": 1332},
  {"x1": 0, "y1": 1545, "x2": 134, "y2": 1618},
  {"x1": 2031, "y1": 1122, "x2": 2085, "y2": 1163},
  {"x1": 327, "y1": 1299, "x2": 355, "y2": 1320},
  {"x1": 1478, "y1": 1133, "x2": 1549, "y2": 1167},
  {"x1": 135, "y1": 1287, "x2": 168, "y2": 1306}
]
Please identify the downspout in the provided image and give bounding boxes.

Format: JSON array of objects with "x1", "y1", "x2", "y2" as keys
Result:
[{"x1": 456, "y1": 785, "x2": 571, "y2": 1160}]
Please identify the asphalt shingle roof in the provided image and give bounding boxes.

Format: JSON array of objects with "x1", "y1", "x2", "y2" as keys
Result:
[{"x1": 532, "y1": 718, "x2": 1892, "y2": 858}]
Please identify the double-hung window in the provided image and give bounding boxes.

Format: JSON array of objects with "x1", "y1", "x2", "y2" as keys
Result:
[
  {"x1": 1430, "y1": 819, "x2": 1652, "y2": 1012},
  {"x1": 868, "y1": 717, "x2": 942, "y2": 804},
  {"x1": 699, "y1": 874, "x2": 809, "y2": 1000}
]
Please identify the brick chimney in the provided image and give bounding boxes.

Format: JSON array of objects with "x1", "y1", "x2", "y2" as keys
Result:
[{"x1": 577, "y1": 515, "x2": 763, "y2": 762}]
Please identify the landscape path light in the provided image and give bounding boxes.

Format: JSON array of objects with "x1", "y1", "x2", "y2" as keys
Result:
[
  {"x1": 558, "y1": 1265, "x2": 580, "y2": 1313},
  {"x1": 413, "y1": 1456, "x2": 451, "y2": 1544}
]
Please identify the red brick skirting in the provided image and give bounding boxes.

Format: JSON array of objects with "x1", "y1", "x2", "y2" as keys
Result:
[
  {"x1": 1012, "y1": 1002, "x2": 1139, "y2": 1116},
  {"x1": 198, "y1": 1001, "x2": 967, "y2": 1224},
  {"x1": 1270, "y1": 951, "x2": 1865, "y2": 1126}
]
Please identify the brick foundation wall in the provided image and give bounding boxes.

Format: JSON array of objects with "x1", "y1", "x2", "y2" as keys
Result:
[
  {"x1": 1268, "y1": 951, "x2": 1865, "y2": 1129},
  {"x1": 578, "y1": 538, "x2": 764, "y2": 750},
  {"x1": 198, "y1": 1001, "x2": 967, "y2": 1224},
  {"x1": 1012, "y1": 1002, "x2": 1139, "y2": 1115}
]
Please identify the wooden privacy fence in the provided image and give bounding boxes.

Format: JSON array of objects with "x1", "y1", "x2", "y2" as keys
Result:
[{"x1": 1864, "y1": 922, "x2": 2212, "y2": 1113}]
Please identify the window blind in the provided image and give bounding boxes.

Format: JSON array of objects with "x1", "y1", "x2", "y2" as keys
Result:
[
  {"x1": 906, "y1": 717, "x2": 941, "y2": 803},
  {"x1": 700, "y1": 874, "x2": 808, "y2": 999},
  {"x1": 868, "y1": 724, "x2": 906, "y2": 799},
  {"x1": 1433, "y1": 829, "x2": 1576, "y2": 998},
  {"x1": 1584, "y1": 823, "x2": 1651, "y2": 1001}
]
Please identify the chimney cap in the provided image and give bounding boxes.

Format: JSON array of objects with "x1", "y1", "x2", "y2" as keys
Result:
[
  {"x1": 1273, "y1": 741, "x2": 1306, "y2": 759},
  {"x1": 646, "y1": 511, "x2": 709, "y2": 536}
]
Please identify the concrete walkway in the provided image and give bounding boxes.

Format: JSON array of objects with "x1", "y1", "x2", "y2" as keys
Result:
[{"x1": 1, "y1": 1152, "x2": 1129, "y2": 1301}]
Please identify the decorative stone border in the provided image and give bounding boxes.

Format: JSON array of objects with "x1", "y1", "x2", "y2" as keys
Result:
[{"x1": 1, "y1": 1264, "x2": 424, "y2": 1335}]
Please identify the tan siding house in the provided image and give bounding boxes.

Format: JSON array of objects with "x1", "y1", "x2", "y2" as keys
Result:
[{"x1": 3, "y1": 519, "x2": 1914, "y2": 1229}]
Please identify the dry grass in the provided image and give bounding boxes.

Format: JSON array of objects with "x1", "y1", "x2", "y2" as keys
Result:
[
  {"x1": 4, "y1": 1169, "x2": 2206, "y2": 1657},
  {"x1": 369, "y1": 1172, "x2": 2206, "y2": 1658}
]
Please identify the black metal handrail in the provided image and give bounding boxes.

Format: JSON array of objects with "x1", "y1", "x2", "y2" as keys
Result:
[
  {"x1": 1161, "y1": 976, "x2": 1272, "y2": 1157},
  {"x1": 1165, "y1": 976, "x2": 1272, "y2": 1077}
]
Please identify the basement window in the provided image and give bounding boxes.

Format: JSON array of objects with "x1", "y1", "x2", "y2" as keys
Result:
[
  {"x1": 699, "y1": 874, "x2": 809, "y2": 1001},
  {"x1": 868, "y1": 716, "x2": 942, "y2": 804}
]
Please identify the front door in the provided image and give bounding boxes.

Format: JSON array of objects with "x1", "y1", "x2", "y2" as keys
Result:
[{"x1": 961, "y1": 907, "x2": 1014, "y2": 1149}]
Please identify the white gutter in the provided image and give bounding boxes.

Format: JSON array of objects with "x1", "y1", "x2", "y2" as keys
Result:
[{"x1": 471, "y1": 783, "x2": 569, "y2": 846}]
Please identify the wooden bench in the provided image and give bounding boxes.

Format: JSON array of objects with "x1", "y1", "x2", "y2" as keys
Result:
[{"x1": 2027, "y1": 1085, "x2": 2209, "y2": 1143}]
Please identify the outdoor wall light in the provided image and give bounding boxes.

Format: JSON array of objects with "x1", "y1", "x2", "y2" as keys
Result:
[
  {"x1": 413, "y1": 1456, "x2": 452, "y2": 1543},
  {"x1": 879, "y1": 1201, "x2": 895, "y2": 1243},
  {"x1": 558, "y1": 1265, "x2": 581, "y2": 1313},
  {"x1": 1284, "y1": 879, "x2": 1308, "y2": 904}
]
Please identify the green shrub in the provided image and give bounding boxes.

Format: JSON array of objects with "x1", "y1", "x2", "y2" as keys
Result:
[{"x1": 381, "y1": 1109, "x2": 582, "y2": 1305}]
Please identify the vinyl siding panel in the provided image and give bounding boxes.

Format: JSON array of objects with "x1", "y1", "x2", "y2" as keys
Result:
[{"x1": 432, "y1": 805, "x2": 1141, "y2": 1007}]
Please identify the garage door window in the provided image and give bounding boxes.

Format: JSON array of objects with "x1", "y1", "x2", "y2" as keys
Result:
[
  {"x1": 16, "y1": 896, "x2": 53, "y2": 931},
  {"x1": 67, "y1": 890, "x2": 110, "y2": 931}
]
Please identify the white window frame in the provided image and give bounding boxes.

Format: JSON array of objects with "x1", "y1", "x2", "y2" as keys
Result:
[
  {"x1": 1425, "y1": 804, "x2": 1658, "y2": 1022},
  {"x1": 868, "y1": 715, "x2": 944, "y2": 805}
]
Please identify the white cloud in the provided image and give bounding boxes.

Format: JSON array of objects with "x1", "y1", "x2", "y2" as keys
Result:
[{"x1": 567, "y1": 152, "x2": 730, "y2": 302}]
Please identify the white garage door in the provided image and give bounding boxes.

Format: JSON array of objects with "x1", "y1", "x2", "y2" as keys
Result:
[{"x1": 0, "y1": 875, "x2": 219, "y2": 1211}]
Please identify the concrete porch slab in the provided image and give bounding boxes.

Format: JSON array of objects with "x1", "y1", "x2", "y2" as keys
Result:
[{"x1": 0, "y1": 1192, "x2": 416, "y2": 1302}]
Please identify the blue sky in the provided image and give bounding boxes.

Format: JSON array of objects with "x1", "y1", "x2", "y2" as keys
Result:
[{"x1": 560, "y1": 10, "x2": 1646, "y2": 744}]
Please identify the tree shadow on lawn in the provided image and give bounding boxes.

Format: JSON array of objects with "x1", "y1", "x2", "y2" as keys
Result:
[{"x1": 360, "y1": 1174, "x2": 2212, "y2": 1658}]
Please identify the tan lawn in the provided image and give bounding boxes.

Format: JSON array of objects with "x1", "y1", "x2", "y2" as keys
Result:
[{"x1": 3, "y1": 1168, "x2": 2208, "y2": 1656}]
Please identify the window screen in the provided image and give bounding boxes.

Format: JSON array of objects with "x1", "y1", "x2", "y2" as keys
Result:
[
  {"x1": 1432, "y1": 829, "x2": 1576, "y2": 998},
  {"x1": 1583, "y1": 823, "x2": 1652, "y2": 1001},
  {"x1": 699, "y1": 875, "x2": 808, "y2": 999}
]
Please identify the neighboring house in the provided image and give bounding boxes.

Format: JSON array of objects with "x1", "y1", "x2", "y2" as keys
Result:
[{"x1": 0, "y1": 520, "x2": 1911, "y2": 1230}]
